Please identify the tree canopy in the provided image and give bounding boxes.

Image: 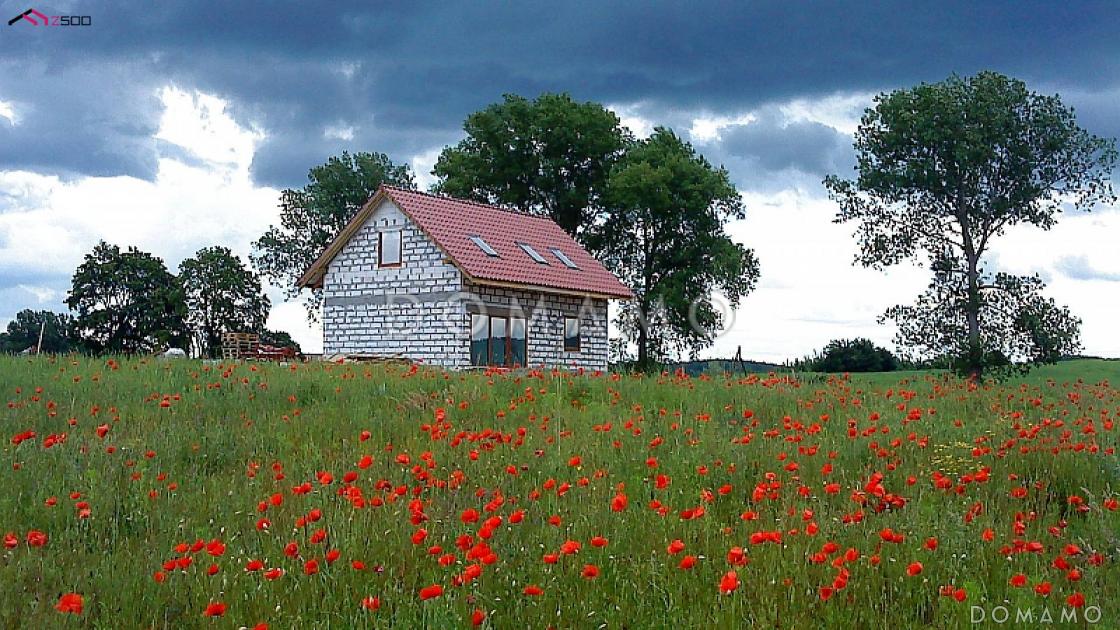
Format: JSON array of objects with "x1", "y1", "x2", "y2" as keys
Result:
[
  {"x1": 795, "y1": 338, "x2": 899, "y2": 373},
  {"x1": 433, "y1": 93, "x2": 630, "y2": 238},
  {"x1": 825, "y1": 72, "x2": 1117, "y2": 377},
  {"x1": 0, "y1": 310, "x2": 77, "y2": 354},
  {"x1": 594, "y1": 127, "x2": 759, "y2": 367},
  {"x1": 66, "y1": 241, "x2": 189, "y2": 354},
  {"x1": 180, "y1": 246, "x2": 271, "y2": 358},
  {"x1": 252, "y1": 151, "x2": 415, "y2": 319}
]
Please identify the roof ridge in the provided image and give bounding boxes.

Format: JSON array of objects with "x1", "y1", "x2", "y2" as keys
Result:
[{"x1": 382, "y1": 184, "x2": 558, "y2": 222}]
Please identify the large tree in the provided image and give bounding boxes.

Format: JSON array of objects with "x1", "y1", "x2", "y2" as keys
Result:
[
  {"x1": 252, "y1": 151, "x2": 415, "y2": 319},
  {"x1": 66, "y1": 241, "x2": 189, "y2": 354},
  {"x1": 0, "y1": 310, "x2": 77, "y2": 354},
  {"x1": 825, "y1": 72, "x2": 1117, "y2": 378},
  {"x1": 179, "y1": 246, "x2": 271, "y2": 358},
  {"x1": 595, "y1": 127, "x2": 760, "y2": 367},
  {"x1": 432, "y1": 93, "x2": 630, "y2": 238}
]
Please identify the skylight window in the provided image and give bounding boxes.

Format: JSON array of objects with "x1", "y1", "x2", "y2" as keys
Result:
[
  {"x1": 551, "y1": 248, "x2": 579, "y2": 269},
  {"x1": 469, "y1": 235, "x2": 499, "y2": 257},
  {"x1": 518, "y1": 243, "x2": 549, "y2": 264}
]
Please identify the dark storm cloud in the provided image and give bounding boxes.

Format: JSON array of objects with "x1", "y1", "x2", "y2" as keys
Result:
[
  {"x1": 0, "y1": 60, "x2": 161, "y2": 179},
  {"x1": 0, "y1": 0, "x2": 1118, "y2": 188}
]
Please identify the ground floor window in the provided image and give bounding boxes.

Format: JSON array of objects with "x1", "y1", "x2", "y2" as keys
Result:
[
  {"x1": 564, "y1": 316, "x2": 580, "y2": 352},
  {"x1": 470, "y1": 314, "x2": 527, "y2": 367}
]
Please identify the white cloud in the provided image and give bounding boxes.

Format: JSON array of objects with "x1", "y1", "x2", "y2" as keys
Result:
[
  {"x1": 0, "y1": 170, "x2": 56, "y2": 212},
  {"x1": 688, "y1": 112, "x2": 757, "y2": 144},
  {"x1": 155, "y1": 86, "x2": 261, "y2": 167},
  {"x1": 334, "y1": 61, "x2": 361, "y2": 80},
  {"x1": 410, "y1": 147, "x2": 443, "y2": 191},
  {"x1": 608, "y1": 102, "x2": 656, "y2": 139},
  {"x1": 323, "y1": 124, "x2": 356, "y2": 141},
  {"x1": 701, "y1": 189, "x2": 929, "y2": 362},
  {"x1": 983, "y1": 210, "x2": 1120, "y2": 357},
  {"x1": 17, "y1": 285, "x2": 61, "y2": 303},
  {"x1": 779, "y1": 92, "x2": 873, "y2": 136},
  {"x1": 684, "y1": 91, "x2": 871, "y2": 148},
  {"x1": 0, "y1": 100, "x2": 16, "y2": 125},
  {"x1": 265, "y1": 296, "x2": 322, "y2": 354}
]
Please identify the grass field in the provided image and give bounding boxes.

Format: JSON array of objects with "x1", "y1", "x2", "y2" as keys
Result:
[{"x1": 1, "y1": 357, "x2": 1118, "y2": 628}]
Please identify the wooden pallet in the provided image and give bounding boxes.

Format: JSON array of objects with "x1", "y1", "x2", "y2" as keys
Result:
[{"x1": 221, "y1": 332, "x2": 259, "y2": 361}]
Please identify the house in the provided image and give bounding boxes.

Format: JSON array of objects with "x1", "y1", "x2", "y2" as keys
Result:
[{"x1": 297, "y1": 185, "x2": 633, "y2": 370}]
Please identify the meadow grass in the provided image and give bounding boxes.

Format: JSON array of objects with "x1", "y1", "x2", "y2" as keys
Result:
[{"x1": 1, "y1": 356, "x2": 1117, "y2": 628}]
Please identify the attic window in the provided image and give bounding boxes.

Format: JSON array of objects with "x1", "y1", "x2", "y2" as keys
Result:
[
  {"x1": 379, "y1": 230, "x2": 402, "y2": 267},
  {"x1": 518, "y1": 243, "x2": 549, "y2": 264},
  {"x1": 551, "y1": 248, "x2": 579, "y2": 269},
  {"x1": 469, "y1": 235, "x2": 499, "y2": 257}
]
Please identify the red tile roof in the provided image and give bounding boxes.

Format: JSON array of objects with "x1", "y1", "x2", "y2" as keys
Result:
[{"x1": 298, "y1": 185, "x2": 634, "y2": 299}]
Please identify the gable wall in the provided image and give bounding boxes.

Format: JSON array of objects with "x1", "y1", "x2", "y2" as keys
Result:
[{"x1": 321, "y1": 199, "x2": 467, "y2": 367}]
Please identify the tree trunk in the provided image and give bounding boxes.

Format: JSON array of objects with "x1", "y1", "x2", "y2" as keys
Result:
[
  {"x1": 636, "y1": 220, "x2": 654, "y2": 371},
  {"x1": 637, "y1": 307, "x2": 649, "y2": 368},
  {"x1": 957, "y1": 196, "x2": 983, "y2": 381},
  {"x1": 964, "y1": 252, "x2": 983, "y2": 381}
]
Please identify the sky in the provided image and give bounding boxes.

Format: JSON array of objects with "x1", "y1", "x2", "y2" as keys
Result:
[{"x1": 2, "y1": 1, "x2": 1119, "y2": 361}]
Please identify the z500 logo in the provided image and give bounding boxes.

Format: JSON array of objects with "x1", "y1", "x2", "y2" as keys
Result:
[{"x1": 8, "y1": 8, "x2": 92, "y2": 26}]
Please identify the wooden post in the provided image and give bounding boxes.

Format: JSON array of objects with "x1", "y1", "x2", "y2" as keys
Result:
[{"x1": 36, "y1": 321, "x2": 45, "y2": 354}]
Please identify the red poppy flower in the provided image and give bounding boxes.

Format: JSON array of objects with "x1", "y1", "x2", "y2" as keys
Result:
[
  {"x1": 55, "y1": 593, "x2": 83, "y2": 614},
  {"x1": 719, "y1": 570, "x2": 739, "y2": 594}
]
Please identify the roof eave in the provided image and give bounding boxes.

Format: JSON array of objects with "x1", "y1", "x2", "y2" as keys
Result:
[{"x1": 466, "y1": 275, "x2": 634, "y2": 300}]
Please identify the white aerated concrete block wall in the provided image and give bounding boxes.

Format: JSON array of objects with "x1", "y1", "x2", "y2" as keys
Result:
[{"x1": 322, "y1": 199, "x2": 467, "y2": 368}]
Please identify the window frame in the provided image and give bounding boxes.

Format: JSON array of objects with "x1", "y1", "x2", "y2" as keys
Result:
[
  {"x1": 470, "y1": 313, "x2": 528, "y2": 367},
  {"x1": 551, "y1": 248, "x2": 579, "y2": 269},
  {"x1": 563, "y1": 316, "x2": 581, "y2": 352},
  {"x1": 378, "y1": 230, "x2": 403, "y2": 268},
  {"x1": 468, "y1": 235, "x2": 500, "y2": 257},
  {"x1": 517, "y1": 242, "x2": 549, "y2": 264}
]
